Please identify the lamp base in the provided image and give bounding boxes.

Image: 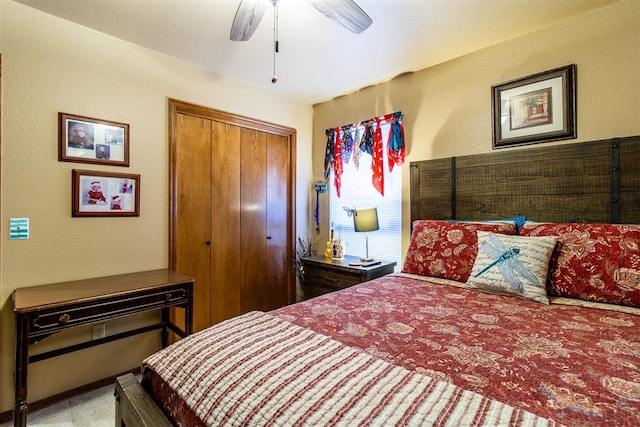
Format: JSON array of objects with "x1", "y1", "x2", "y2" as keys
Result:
[{"x1": 361, "y1": 234, "x2": 374, "y2": 263}]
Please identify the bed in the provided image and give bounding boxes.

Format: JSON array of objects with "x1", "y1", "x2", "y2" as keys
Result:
[{"x1": 115, "y1": 135, "x2": 640, "y2": 426}]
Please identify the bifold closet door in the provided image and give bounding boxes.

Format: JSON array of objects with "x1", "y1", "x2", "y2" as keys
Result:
[
  {"x1": 265, "y1": 133, "x2": 290, "y2": 310},
  {"x1": 240, "y1": 128, "x2": 268, "y2": 312},
  {"x1": 239, "y1": 130, "x2": 291, "y2": 313},
  {"x1": 211, "y1": 121, "x2": 242, "y2": 325},
  {"x1": 174, "y1": 113, "x2": 213, "y2": 332},
  {"x1": 171, "y1": 100, "x2": 295, "y2": 332}
]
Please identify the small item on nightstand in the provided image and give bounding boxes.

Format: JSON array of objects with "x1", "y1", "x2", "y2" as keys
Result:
[
  {"x1": 349, "y1": 261, "x2": 362, "y2": 266},
  {"x1": 361, "y1": 261, "x2": 382, "y2": 267},
  {"x1": 331, "y1": 239, "x2": 345, "y2": 260},
  {"x1": 325, "y1": 229, "x2": 335, "y2": 258},
  {"x1": 324, "y1": 241, "x2": 332, "y2": 258}
]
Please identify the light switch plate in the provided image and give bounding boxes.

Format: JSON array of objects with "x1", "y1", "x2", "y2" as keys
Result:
[{"x1": 10, "y1": 218, "x2": 29, "y2": 240}]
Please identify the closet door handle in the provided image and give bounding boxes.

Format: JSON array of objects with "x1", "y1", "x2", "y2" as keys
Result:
[
  {"x1": 266, "y1": 236, "x2": 272, "y2": 240},
  {"x1": 205, "y1": 241, "x2": 211, "y2": 245}
]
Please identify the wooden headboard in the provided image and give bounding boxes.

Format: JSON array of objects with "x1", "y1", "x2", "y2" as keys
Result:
[{"x1": 410, "y1": 135, "x2": 640, "y2": 224}]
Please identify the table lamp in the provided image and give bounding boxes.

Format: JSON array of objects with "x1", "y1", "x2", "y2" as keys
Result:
[{"x1": 352, "y1": 207, "x2": 379, "y2": 262}]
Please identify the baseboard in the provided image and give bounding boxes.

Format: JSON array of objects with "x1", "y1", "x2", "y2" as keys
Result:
[{"x1": 0, "y1": 367, "x2": 141, "y2": 423}]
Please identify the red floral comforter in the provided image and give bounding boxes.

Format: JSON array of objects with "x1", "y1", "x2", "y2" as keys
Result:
[
  {"x1": 273, "y1": 273, "x2": 640, "y2": 426},
  {"x1": 143, "y1": 311, "x2": 558, "y2": 426}
]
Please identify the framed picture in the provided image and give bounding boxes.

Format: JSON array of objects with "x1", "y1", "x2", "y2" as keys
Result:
[
  {"x1": 59, "y1": 113, "x2": 130, "y2": 166},
  {"x1": 492, "y1": 64, "x2": 576, "y2": 149},
  {"x1": 72, "y1": 169, "x2": 140, "y2": 217}
]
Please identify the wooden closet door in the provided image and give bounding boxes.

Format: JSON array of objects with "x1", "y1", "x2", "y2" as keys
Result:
[
  {"x1": 170, "y1": 99, "x2": 296, "y2": 330},
  {"x1": 211, "y1": 121, "x2": 242, "y2": 324},
  {"x1": 266, "y1": 133, "x2": 291, "y2": 310},
  {"x1": 240, "y1": 128, "x2": 268, "y2": 312},
  {"x1": 174, "y1": 113, "x2": 212, "y2": 332}
]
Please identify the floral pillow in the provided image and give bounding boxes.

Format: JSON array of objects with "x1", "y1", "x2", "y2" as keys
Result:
[
  {"x1": 466, "y1": 231, "x2": 558, "y2": 304},
  {"x1": 520, "y1": 222, "x2": 640, "y2": 308},
  {"x1": 402, "y1": 220, "x2": 516, "y2": 282}
]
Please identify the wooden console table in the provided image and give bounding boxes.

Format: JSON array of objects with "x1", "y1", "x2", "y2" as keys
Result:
[{"x1": 12, "y1": 269, "x2": 193, "y2": 427}]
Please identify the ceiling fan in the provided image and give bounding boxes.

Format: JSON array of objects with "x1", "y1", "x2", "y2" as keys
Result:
[{"x1": 230, "y1": 0, "x2": 373, "y2": 42}]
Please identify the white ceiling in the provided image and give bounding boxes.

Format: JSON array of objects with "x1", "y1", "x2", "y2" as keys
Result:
[{"x1": 15, "y1": 0, "x2": 616, "y2": 105}]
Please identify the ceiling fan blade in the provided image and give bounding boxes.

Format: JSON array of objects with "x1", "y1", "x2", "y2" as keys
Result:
[
  {"x1": 308, "y1": 0, "x2": 372, "y2": 34},
  {"x1": 230, "y1": 0, "x2": 268, "y2": 41}
]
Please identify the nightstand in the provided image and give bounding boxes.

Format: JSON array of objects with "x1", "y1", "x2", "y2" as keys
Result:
[{"x1": 301, "y1": 255, "x2": 396, "y2": 299}]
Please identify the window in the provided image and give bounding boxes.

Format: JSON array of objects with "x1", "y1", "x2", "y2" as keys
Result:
[{"x1": 329, "y1": 123, "x2": 402, "y2": 269}]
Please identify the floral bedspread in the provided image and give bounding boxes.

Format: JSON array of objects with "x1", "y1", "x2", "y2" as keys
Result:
[
  {"x1": 143, "y1": 311, "x2": 559, "y2": 426},
  {"x1": 273, "y1": 273, "x2": 640, "y2": 426}
]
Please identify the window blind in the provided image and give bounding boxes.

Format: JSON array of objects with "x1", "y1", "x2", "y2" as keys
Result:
[{"x1": 328, "y1": 119, "x2": 403, "y2": 269}]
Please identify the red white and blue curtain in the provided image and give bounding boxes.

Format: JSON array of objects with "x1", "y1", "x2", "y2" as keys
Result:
[{"x1": 323, "y1": 111, "x2": 405, "y2": 197}]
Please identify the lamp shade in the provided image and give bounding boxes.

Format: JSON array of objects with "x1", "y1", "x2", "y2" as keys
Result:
[{"x1": 353, "y1": 207, "x2": 379, "y2": 233}]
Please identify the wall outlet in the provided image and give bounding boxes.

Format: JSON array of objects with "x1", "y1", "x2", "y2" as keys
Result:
[{"x1": 92, "y1": 323, "x2": 106, "y2": 340}]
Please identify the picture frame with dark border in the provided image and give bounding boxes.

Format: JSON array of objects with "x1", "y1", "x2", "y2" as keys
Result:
[
  {"x1": 492, "y1": 64, "x2": 576, "y2": 149},
  {"x1": 59, "y1": 113, "x2": 130, "y2": 166},
  {"x1": 72, "y1": 169, "x2": 140, "y2": 217}
]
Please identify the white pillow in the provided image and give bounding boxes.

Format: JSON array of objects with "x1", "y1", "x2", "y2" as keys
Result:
[{"x1": 466, "y1": 231, "x2": 557, "y2": 304}]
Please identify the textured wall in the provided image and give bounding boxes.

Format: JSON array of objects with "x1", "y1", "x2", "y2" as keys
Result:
[
  {"x1": 312, "y1": 0, "x2": 640, "y2": 256},
  {"x1": 0, "y1": 0, "x2": 312, "y2": 412}
]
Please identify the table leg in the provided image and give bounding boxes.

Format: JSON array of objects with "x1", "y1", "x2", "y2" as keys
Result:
[
  {"x1": 185, "y1": 284, "x2": 193, "y2": 335},
  {"x1": 13, "y1": 314, "x2": 29, "y2": 427},
  {"x1": 160, "y1": 307, "x2": 169, "y2": 348}
]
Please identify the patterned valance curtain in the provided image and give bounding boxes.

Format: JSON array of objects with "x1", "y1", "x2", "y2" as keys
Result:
[{"x1": 323, "y1": 111, "x2": 404, "y2": 197}]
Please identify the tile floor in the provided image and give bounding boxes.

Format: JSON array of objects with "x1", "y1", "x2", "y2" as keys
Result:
[{"x1": 0, "y1": 383, "x2": 114, "y2": 427}]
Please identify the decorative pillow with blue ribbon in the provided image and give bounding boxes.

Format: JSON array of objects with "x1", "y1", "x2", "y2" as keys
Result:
[{"x1": 466, "y1": 231, "x2": 557, "y2": 304}]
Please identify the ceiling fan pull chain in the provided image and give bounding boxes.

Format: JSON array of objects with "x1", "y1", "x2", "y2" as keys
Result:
[{"x1": 271, "y1": 0, "x2": 279, "y2": 84}]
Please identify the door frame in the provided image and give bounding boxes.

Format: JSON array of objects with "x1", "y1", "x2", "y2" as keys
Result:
[{"x1": 168, "y1": 98, "x2": 297, "y2": 304}]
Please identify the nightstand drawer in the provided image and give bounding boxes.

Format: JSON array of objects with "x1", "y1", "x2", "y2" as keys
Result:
[
  {"x1": 306, "y1": 268, "x2": 359, "y2": 290},
  {"x1": 305, "y1": 284, "x2": 338, "y2": 298}
]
